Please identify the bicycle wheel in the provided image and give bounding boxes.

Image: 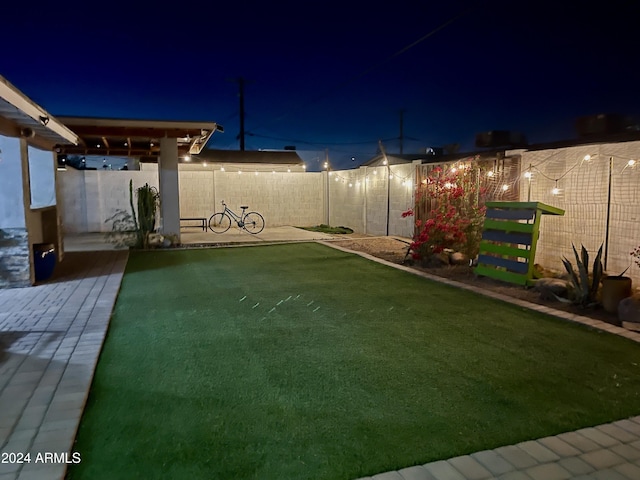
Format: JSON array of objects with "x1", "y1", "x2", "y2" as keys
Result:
[
  {"x1": 208, "y1": 213, "x2": 231, "y2": 233},
  {"x1": 242, "y1": 212, "x2": 265, "y2": 234}
]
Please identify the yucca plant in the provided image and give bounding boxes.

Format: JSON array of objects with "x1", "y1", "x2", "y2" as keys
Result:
[{"x1": 559, "y1": 243, "x2": 603, "y2": 307}]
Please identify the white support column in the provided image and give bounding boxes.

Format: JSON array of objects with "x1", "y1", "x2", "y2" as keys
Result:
[{"x1": 159, "y1": 137, "x2": 180, "y2": 241}]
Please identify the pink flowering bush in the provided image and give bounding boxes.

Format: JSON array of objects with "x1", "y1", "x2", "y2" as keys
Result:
[{"x1": 403, "y1": 162, "x2": 487, "y2": 262}]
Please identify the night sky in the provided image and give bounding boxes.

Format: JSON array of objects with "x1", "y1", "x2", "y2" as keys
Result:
[{"x1": 2, "y1": 1, "x2": 639, "y2": 169}]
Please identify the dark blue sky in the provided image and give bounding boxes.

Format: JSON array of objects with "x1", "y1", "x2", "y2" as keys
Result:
[{"x1": 2, "y1": 1, "x2": 639, "y2": 169}]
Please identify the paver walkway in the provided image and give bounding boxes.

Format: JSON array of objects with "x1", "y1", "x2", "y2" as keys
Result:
[
  {"x1": 1, "y1": 240, "x2": 639, "y2": 480},
  {"x1": 0, "y1": 250, "x2": 127, "y2": 480},
  {"x1": 355, "y1": 417, "x2": 640, "y2": 479}
]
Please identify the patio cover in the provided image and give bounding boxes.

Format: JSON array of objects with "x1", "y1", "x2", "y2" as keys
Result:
[
  {"x1": 55, "y1": 116, "x2": 223, "y2": 159},
  {"x1": 0, "y1": 75, "x2": 79, "y2": 147}
]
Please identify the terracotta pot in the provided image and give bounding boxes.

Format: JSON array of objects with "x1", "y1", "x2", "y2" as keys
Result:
[{"x1": 601, "y1": 276, "x2": 632, "y2": 313}]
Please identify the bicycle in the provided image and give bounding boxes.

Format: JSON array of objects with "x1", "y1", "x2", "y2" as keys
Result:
[{"x1": 208, "y1": 200, "x2": 265, "y2": 234}]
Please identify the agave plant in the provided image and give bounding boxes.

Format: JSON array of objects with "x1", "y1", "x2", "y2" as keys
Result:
[{"x1": 559, "y1": 243, "x2": 603, "y2": 307}]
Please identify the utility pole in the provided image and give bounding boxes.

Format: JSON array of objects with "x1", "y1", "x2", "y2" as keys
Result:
[
  {"x1": 228, "y1": 77, "x2": 248, "y2": 151},
  {"x1": 399, "y1": 109, "x2": 405, "y2": 154}
]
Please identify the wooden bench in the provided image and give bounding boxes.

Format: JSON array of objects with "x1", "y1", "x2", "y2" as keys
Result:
[{"x1": 180, "y1": 217, "x2": 208, "y2": 231}]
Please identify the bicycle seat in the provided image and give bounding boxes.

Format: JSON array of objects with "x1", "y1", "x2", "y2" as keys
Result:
[{"x1": 240, "y1": 205, "x2": 249, "y2": 210}]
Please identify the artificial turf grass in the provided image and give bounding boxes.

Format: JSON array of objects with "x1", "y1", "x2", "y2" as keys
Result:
[{"x1": 68, "y1": 242, "x2": 640, "y2": 480}]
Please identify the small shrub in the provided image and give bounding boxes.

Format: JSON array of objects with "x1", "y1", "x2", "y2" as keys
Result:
[{"x1": 558, "y1": 244, "x2": 603, "y2": 307}]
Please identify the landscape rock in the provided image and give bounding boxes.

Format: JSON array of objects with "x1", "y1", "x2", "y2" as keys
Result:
[
  {"x1": 534, "y1": 277, "x2": 568, "y2": 301},
  {"x1": 147, "y1": 233, "x2": 165, "y2": 247},
  {"x1": 449, "y1": 252, "x2": 469, "y2": 266},
  {"x1": 618, "y1": 296, "x2": 640, "y2": 324},
  {"x1": 423, "y1": 252, "x2": 450, "y2": 268}
]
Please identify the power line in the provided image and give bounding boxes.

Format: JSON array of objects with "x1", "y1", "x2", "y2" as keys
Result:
[
  {"x1": 247, "y1": 132, "x2": 399, "y2": 147},
  {"x1": 246, "y1": 5, "x2": 477, "y2": 136}
]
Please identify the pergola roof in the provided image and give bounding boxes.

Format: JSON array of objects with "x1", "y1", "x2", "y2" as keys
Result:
[
  {"x1": 0, "y1": 75, "x2": 79, "y2": 146},
  {"x1": 56, "y1": 116, "x2": 223, "y2": 159}
]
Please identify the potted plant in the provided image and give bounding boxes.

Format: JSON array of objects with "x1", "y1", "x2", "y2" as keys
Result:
[{"x1": 601, "y1": 267, "x2": 632, "y2": 314}]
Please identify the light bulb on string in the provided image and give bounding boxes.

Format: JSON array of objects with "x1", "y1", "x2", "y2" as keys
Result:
[
  {"x1": 552, "y1": 180, "x2": 560, "y2": 195},
  {"x1": 620, "y1": 159, "x2": 636, "y2": 173}
]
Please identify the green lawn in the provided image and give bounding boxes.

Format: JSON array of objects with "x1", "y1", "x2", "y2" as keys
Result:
[{"x1": 68, "y1": 243, "x2": 640, "y2": 480}]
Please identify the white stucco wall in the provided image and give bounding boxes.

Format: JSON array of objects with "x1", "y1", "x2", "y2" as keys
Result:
[
  {"x1": 515, "y1": 140, "x2": 640, "y2": 284},
  {"x1": 388, "y1": 164, "x2": 416, "y2": 238},
  {"x1": 0, "y1": 135, "x2": 25, "y2": 228},
  {"x1": 329, "y1": 169, "x2": 366, "y2": 232},
  {"x1": 58, "y1": 169, "x2": 158, "y2": 233}
]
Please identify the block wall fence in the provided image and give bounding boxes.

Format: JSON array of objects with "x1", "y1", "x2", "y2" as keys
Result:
[
  {"x1": 56, "y1": 140, "x2": 640, "y2": 286},
  {"x1": 57, "y1": 162, "x2": 417, "y2": 238}
]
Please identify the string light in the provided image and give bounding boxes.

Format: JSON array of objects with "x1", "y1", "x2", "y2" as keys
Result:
[
  {"x1": 487, "y1": 170, "x2": 494, "y2": 177},
  {"x1": 502, "y1": 184, "x2": 509, "y2": 191},
  {"x1": 524, "y1": 171, "x2": 532, "y2": 179}
]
